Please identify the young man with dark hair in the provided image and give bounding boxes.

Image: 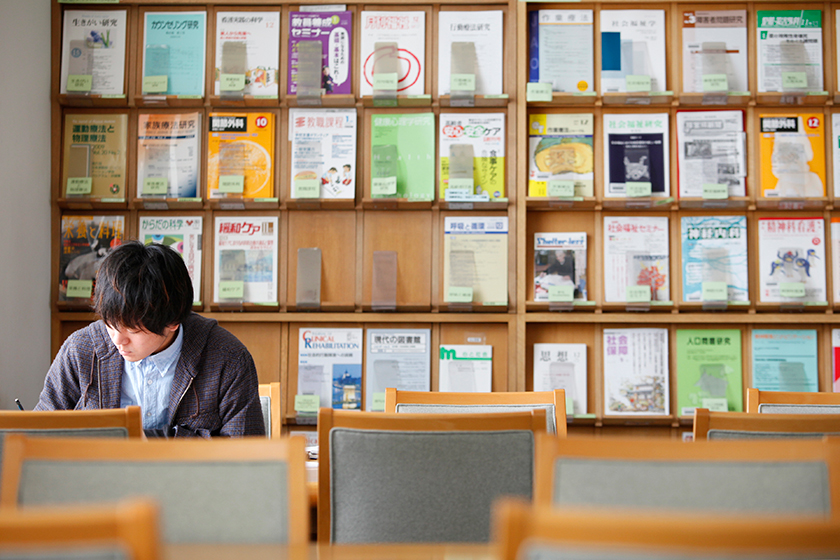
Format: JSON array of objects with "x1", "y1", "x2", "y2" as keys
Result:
[{"x1": 36, "y1": 241, "x2": 265, "y2": 437}]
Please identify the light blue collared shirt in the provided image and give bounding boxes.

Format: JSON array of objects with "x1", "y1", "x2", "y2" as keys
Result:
[{"x1": 119, "y1": 326, "x2": 183, "y2": 430}]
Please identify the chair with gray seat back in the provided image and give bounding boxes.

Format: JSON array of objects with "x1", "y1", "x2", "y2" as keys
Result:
[
  {"x1": 693, "y1": 408, "x2": 840, "y2": 440},
  {"x1": 0, "y1": 434, "x2": 308, "y2": 544},
  {"x1": 534, "y1": 434, "x2": 840, "y2": 518},
  {"x1": 318, "y1": 407, "x2": 547, "y2": 543},
  {"x1": 0, "y1": 407, "x2": 142, "y2": 483},
  {"x1": 385, "y1": 388, "x2": 566, "y2": 436},
  {"x1": 747, "y1": 388, "x2": 840, "y2": 415},
  {"x1": 494, "y1": 499, "x2": 840, "y2": 560}
]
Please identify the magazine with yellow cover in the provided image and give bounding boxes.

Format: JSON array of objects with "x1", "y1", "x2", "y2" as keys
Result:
[
  {"x1": 61, "y1": 113, "x2": 128, "y2": 199},
  {"x1": 758, "y1": 113, "x2": 825, "y2": 198},
  {"x1": 207, "y1": 112, "x2": 275, "y2": 198}
]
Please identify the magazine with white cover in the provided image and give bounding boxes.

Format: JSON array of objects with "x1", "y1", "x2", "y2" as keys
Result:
[
  {"x1": 60, "y1": 10, "x2": 127, "y2": 95},
  {"x1": 439, "y1": 345, "x2": 492, "y2": 392},
  {"x1": 214, "y1": 11, "x2": 280, "y2": 97},
  {"x1": 365, "y1": 328, "x2": 431, "y2": 411},
  {"x1": 360, "y1": 11, "x2": 425, "y2": 96},
  {"x1": 757, "y1": 10, "x2": 823, "y2": 93},
  {"x1": 298, "y1": 328, "x2": 363, "y2": 410},
  {"x1": 681, "y1": 216, "x2": 748, "y2": 303},
  {"x1": 534, "y1": 232, "x2": 587, "y2": 301},
  {"x1": 758, "y1": 217, "x2": 826, "y2": 303},
  {"x1": 443, "y1": 217, "x2": 508, "y2": 306},
  {"x1": 438, "y1": 11, "x2": 502, "y2": 97},
  {"x1": 681, "y1": 10, "x2": 748, "y2": 93},
  {"x1": 289, "y1": 108, "x2": 357, "y2": 199},
  {"x1": 138, "y1": 216, "x2": 203, "y2": 304},
  {"x1": 603, "y1": 216, "x2": 670, "y2": 302},
  {"x1": 599, "y1": 10, "x2": 667, "y2": 93},
  {"x1": 213, "y1": 216, "x2": 278, "y2": 303},
  {"x1": 528, "y1": 113, "x2": 594, "y2": 198},
  {"x1": 603, "y1": 328, "x2": 669, "y2": 416},
  {"x1": 136, "y1": 112, "x2": 201, "y2": 199},
  {"x1": 533, "y1": 343, "x2": 587, "y2": 414},
  {"x1": 676, "y1": 110, "x2": 746, "y2": 198},
  {"x1": 603, "y1": 113, "x2": 670, "y2": 198},
  {"x1": 439, "y1": 113, "x2": 505, "y2": 201},
  {"x1": 528, "y1": 10, "x2": 593, "y2": 93}
]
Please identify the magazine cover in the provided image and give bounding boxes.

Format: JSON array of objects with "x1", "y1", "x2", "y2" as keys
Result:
[
  {"x1": 136, "y1": 112, "x2": 201, "y2": 198},
  {"x1": 603, "y1": 216, "x2": 669, "y2": 302},
  {"x1": 757, "y1": 217, "x2": 825, "y2": 303},
  {"x1": 360, "y1": 11, "x2": 425, "y2": 96},
  {"x1": 676, "y1": 329, "x2": 743, "y2": 416},
  {"x1": 138, "y1": 215, "x2": 203, "y2": 304},
  {"x1": 757, "y1": 10, "x2": 823, "y2": 93},
  {"x1": 59, "y1": 215, "x2": 124, "y2": 301},
  {"x1": 758, "y1": 113, "x2": 826, "y2": 198},
  {"x1": 603, "y1": 328, "x2": 669, "y2": 416},
  {"x1": 62, "y1": 113, "x2": 128, "y2": 199},
  {"x1": 533, "y1": 343, "x2": 587, "y2": 414},
  {"x1": 142, "y1": 11, "x2": 206, "y2": 96},
  {"x1": 213, "y1": 216, "x2": 278, "y2": 303},
  {"x1": 207, "y1": 112, "x2": 275, "y2": 199},
  {"x1": 438, "y1": 10, "x2": 503, "y2": 96},
  {"x1": 603, "y1": 113, "x2": 670, "y2": 197},
  {"x1": 528, "y1": 113, "x2": 594, "y2": 197},
  {"x1": 288, "y1": 11, "x2": 352, "y2": 95},
  {"x1": 680, "y1": 216, "x2": 748, "y2": 302},
  {"x1": 676, "y1": 110, "x2": 746, "y2": 198},
  {"x1": 439, "y1": 113, "x2": 505, "y2": 201},
  {"x1": 752, "y1": 329, "x2": 818, "y2": 392},
  {"x1": 60, "y1": 10, "x2": 127, "y2": 96},
  {"x1": 600, "y1": 10, "x2": 667, "y2": 93},
  {"x1": 681, "y1": 10, "x2": 748, "y2": 93},
  {"x1": 439, "y1": 345, "x2": 492, "y2": 392},
  {"x1": 365, "y1": 329, "x2": 431, "y2": 411},
  {"x1": 214, "y1": 11, "x2": 280, "y2": 97},
  {"x1": 529, "y1": 10, "x2": 594, "y2": 93},
  {"x1": 297, "y1": 328, "x2": 363, "y2": 410},
  {"x1": 534, "y1": 232, "x2": 587, "y2": 301},
  {"x1": 370, "y1": 113, "x2": 434, "y2": 200},
  {"x1": 289, "y1": 109, "x2": 356, "y2": 199}
]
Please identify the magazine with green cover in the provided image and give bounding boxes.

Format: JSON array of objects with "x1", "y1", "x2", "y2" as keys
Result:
[
  {"x1": 676, "y1": 329, "x2": 742, "y2": 416},
  {"x1": 370, "y1": 112, "x2": 434, "y2": 200}
]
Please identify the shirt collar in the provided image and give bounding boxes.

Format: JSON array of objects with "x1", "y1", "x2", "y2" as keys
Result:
[{"x1": 147, "y1": 325, "x2": 183, "y2": 377}]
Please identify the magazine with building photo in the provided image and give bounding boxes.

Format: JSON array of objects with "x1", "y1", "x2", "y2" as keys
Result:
[
  {"x1": 288, "y1": 10, "x2": 352, "y2": 96},
  {"x1": 365, "y1": 328, "x2": 431, "y2": 411},
  {"x1": 528, "y1": 10, "x2": 593, "y2": 93},
  {"x1": 757, "y1": 217, "x2": 825, "y2": 303},
  {"x1": 603, "y1": 328, "x2": 669, "y2": 416},
  {"x1": 360, "y1": 11, "x2": 425, "y2": 97},
  {"x1": 534, "y1": 232, "x2": 587, "y2": 301},
  {"x1": 137, "y1": 112, "x2": 201, "y2": 199},
  {"x1": 213, "y1": 216, "x2": 277, "y2": 303},
  {"x1": 676, "y1": 110, "x2": 746, "y2": 198},
  {"x1": 138, "y1": 215, "x2": 203, "y2": 304},
  {"x1": 142, "y1": 11, "x2": 206, "y2": 97},
  {"x1": 298, "y1": 328, "x2": 363, "y2": 410},
  {"x1": 528, "y1": 113, "x2": 594, "y2": 198},
  {"x1": 60, "y1": 9, "x2": 127, "y2": 96},
  {"x1": 62, "y1": 113, "x2": 128, "y2": 200},
  {"x1": 443, "y1": 217, "x2": 508, "y2": 306},
  {"x1": 439, "y1": 345, "x2": 492, "y2": 392},
  {"x1": 438, "y1": 11, "x2": 503, "y2": 96},
  {"x1": 59, "y1": 215, "x2": 124, "y2": 302},
  {"x1": 758, "y1": 113, "x2": 826, "y2": 198},
  {"x1": 603, "y1": 216, "x2": 669, "y2": 303},
  {"x1": 680, "y1": 215, "x2": 748, "y2": 303},
  {"x1": 533, "y1": 343, "x2": 587, "y2": 414},
  {"x1": 206, "y1": 112, "x2": 275, "y2": 199},
  {"x1": 681, "y1": 10, "x2": 748, "y2": 94},
  {"x1": 439, "y1": 113, "x2": 505, "y2": 201},
  {"x1": 603, "y1": 113, "x2": 669, "y2": 198},
  {"x1": 676, "y1": 329, "x2": 743, "y2": 416},
  {"x1": 214, "y1": 11, "x2": 280, "y2": 97},
  {"x1": 599, "y1": 10, "x2": 667, "y2": 93},
  {"x1": 752, "y1": 329, "x2": 818, "y2": 392},
  {"x1": 289, "y1": 108, "x2": 356, "y2": 199},
  {"x1": 757, "y1": 10, "x2": 823, "y2": 93}
]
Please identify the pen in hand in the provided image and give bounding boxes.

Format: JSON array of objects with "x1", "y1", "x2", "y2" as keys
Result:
[{"x1": 14, "y1": 399, "x2": 24, "y2": 411}]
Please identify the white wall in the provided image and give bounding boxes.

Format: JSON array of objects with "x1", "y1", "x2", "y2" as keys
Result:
[{"x1": 0, "y1": 0, "x2": 52, "y2": 410}]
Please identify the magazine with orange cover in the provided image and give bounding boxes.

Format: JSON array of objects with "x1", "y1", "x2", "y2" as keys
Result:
[
  {"x1": 207, "y1": 112, "x2": 275, "y2": 198},
  {"x1": 758, "y1": 113, "x2": 826, "y2": 198}
]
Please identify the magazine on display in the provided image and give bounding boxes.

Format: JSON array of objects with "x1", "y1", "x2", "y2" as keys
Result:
[
  {"x1": 757, "y1": 217, "x2": 826, "y2": 303},
  {"x1": 534, "y1": 232, "x2": 587, "y2": 302},
  {"x1": 758, "y1": 113, "x2": 826, "y2": 198},
  {"x1": 676, "y1": 110, "x2": 746, "y2": 198},
  {"x1": 59, "y1": 215, "x2": 124, "y2": 302},
  {"x1": 752, "y1": 329, "x2": 818, "y2": 392},
  {"x1": 298, "y1": 328, "x2": 363, "y2": 410},
  {"x1": 603, "y1": 113, "x2": 669, "y2": 198},
  {"x1": 676, "y1": 329, "x2": 743, "y2": 416},
  {"x1": 288, "y1": 10, "x2": 352, "y2": 95},
  {"x1": 599, "y1": 10, "x2": 667, "y2": 93},
  {"x1": 364, "y1": 328, "x2": 431, "y2": 411},
  {"x1": 533, "y1": 343, "x2": 587, "y2": 414},
  {"x1": 60, "y1": 10, "x2": 127, "y2": 96},
  {"x1": 528, "y1": 113, "x2": 594, "y2": 198},
  {"x1": 62, "y1": 113, "x2": 128, "y2": 200},
  {"x1": 206, "y1": 112, "x2": 275, "y2": 199},
  {"x1": 142, "y1": 11, "x2": 206, "y2": 96},
  {"x1": 289, "y1": 108, "x2": 357, "y2": 199},
  {"x1": 528, "y1": 10, "x2": 593, "y2": 93},
  {"x1": 360, "y1": 11, "x2": 425, "y2": 96},
  {"x1": 603, "y1": 216, "x2": 670, "y2": 303},
  {"x1": 757, "y1": 10, "x2": 823, "y2": 93},
  {"x1": 138, "y1": 216, "x2": 203, "y2": 304},
  {"x1": 438, "y1": 11, "x2": 503, "y2": 96},
  {"x1": 137, "y1": 112, "x2": 201, "y2": 199},
  {"x1": 439, "y1": 113, "x2": 505, "y2": 201},
  {"x1": 214, "y1": 11, "x2": 280, "y2": 97},
  {"x1": 681, "y1": 10, "x2": 748, "y2": 94},
  {"x1": 439, "y1": 345, "x2": 492, "y2": 392},
  {"x1": 213, "y1": 216, "x2": 278, "y2": 304},
  {"x1": 680, "y1": 215, "x2": 748, "y2": 303},
  {"x1": 603, "y1": 328, "x2": 669, "y2": 416}
]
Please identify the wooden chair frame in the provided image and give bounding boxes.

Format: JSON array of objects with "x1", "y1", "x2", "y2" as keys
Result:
[
  {"x1": 384, "y1": 388, "x2": 567, "y2": 437},
  {"x1": 747, "y1": 388, "x2": 840, "y2": 413},
  {"x1": 317, "y1": 407, "x2": 547, "y2": 543},
  {"x1": 694, "y1": 408, "x2": 840, "y2": 440},
  {"x1": 533, "y1": 433, "x2": 840, "y2": 518},
  {"x1": 0, "y1": 434, "x2": 309, "y2": 544},
  {"x1": 259, "y1": 382, "x2": 283, "y2": 439},
  {"x1": 0, "y1": 499, "x2": 159, "y2": 560},
  {"x1": 494, "y1": 499, "x2": 840, "y2": 560},
  {"x1": 0, "y1": 406, "x2": 143, "y2": 438}
]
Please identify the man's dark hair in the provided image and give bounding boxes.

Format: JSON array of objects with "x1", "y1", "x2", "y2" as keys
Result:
[{"x1": 94, "y1": 241, "x2": 193, "y2": 335}]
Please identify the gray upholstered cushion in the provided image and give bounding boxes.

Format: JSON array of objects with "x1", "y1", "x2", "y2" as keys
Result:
[
  {"x1": 330, "y1": 428, "x2": 534, "y2": 543},
  {"x1": 758, "y1": 403, "x2": 840, "y2": 414},
  {"x1": 394, "y1": 403, "x2": 557, "y2": 435},
  {"x1": 0, "y1": 549, "x2": 127, "y2": 560},
  {"x1": 18, "y1": 461, "x2": 289, "y2": 543},
  {"x1": 707, "y1": 430, "x2": 840, "y2": 440},
  {"x1": 259, "y1": 395, "x2": 271, "y2": 438},
  {"x1": 553, "y1": 458, "x2": 830, "y2": 515},
  {"x1": 520, "y1": 542, "x2": 801, "y2": 560}
]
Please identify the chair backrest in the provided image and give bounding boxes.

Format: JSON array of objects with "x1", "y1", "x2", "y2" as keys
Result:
[
  {"x1": 318, "y1": 407, "x2": 546, "y2": 544},
  {"x1": 258, "y1": 382, "x2": 282, "y2": 439},
  {"x1": 0, "y1": 500, "x2": 159, "y2": 560},
  {"x1": 494, "y1": 499, "x2": 840, "y2": 560},
  {"x1": 0, "y1": 434, "x2": 308, "y2": 544},
  {"x1": 0, "y1": 407, "x2": 143, "y2": 482},
  {"x1": 384, "y1": 388, "x2": 566, "y2": 436},
  {"x1": 534, "y1": 433, "x2": 840, "y2": 518},
  {"x1": 747, "y1": 388, "x2": 840, "y2": 414},
  {"x1": 694, "y1": 408, "x2": 840, "y2": 440}
]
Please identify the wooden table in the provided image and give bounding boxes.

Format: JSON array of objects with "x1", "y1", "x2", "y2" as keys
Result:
[{"x1": 165, "y1": 543, "x2": 498, "y2": 560}]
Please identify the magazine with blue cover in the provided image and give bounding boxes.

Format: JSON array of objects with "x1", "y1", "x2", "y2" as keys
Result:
[{"x1": 680, "y1": 215, "x2": 748, "y2": 302}]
